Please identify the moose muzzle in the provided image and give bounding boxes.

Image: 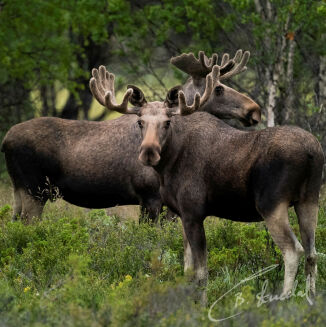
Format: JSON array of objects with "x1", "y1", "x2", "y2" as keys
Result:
[
  {"x1": 243, "y1": 102, "x2": 261, "y2": 126},
  {"x1": 139, "y1": 143, "x2": 161, "y2": 166}
]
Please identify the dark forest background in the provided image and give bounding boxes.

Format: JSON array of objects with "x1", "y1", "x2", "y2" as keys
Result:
[{"x1": 0, "y1": 0, "x2": 325, "y2": 177}]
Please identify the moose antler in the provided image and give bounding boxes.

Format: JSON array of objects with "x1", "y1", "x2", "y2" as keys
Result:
[
  {"x1": 219, "y1": 50, "x2": 250, "y2": 81},
  {"x1": 170, "y1": 49, "x2": 250, "y2": 80},
  {"x1": 170, "y1": 51, "x2": 217, "y2": 78},
  {"x1": 176, "y1": 68, "x2": 215, "y2": 115},
  {"x1": 89, "y1": 65, "x2": 134, "y2": 114}
]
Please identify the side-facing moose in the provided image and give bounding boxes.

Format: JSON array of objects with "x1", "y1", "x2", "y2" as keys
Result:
[
  {"x1": 90, "y1": 66, "x2": 324, "y2": 303},
  {"x1": 1, "y1": 50, "x2": 260, "y2": 223}
]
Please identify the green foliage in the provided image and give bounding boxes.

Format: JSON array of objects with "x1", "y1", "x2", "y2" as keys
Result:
[
  {"x1": 0, "y1": 199, "x2": 325, "y2": 326},
  {"x1": 0, "y1": 0, "x2": 108, "y2": 89}
]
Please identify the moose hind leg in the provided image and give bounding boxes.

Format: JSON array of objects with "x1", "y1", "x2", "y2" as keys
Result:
[
  {"x1": 295, "y1": 202, "x2": 318, "y2": 298},
  {"x1": 182, "y1": 224, "x2": 194, "y2": 272},
  {"x1": 261, "y1": 202, "x2": 304, "y2": 296},
  {"x1": 12, "y1": 188, "x2": 22, "y2": 221}
]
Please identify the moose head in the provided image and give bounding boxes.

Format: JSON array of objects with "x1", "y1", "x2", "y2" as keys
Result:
[
  {"x1": 171, "y1": 49, "x2": 261, "y2": 126},
  {"x1": 90, "y1": 65, "x2": 213, "y2": 166}
]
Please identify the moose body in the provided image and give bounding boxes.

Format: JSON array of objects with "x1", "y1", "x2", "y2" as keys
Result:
[
  {"x1": 138, "y1": 111, "x2": 324, "y2": 303},
  {"x1": 2, "y1": 115, "x2": 162, "y2": 220}
]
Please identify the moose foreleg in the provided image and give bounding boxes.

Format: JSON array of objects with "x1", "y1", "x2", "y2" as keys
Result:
[
  {"x1": 181, "y1": 217, "x2": 208, "y2": 305},
  {"x1": 12, "y1": 188, "x2": 22, "y2": 221},
  {"x1": 20, "y1": 190, "x2": 45, "y2": 224}
]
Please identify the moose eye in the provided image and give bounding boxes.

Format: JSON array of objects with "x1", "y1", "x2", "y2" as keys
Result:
[
  {"x1": 164, "y1": 120, "x2": 171, "y2": 129},
  {"x1": 137, "y1": 120, "x2": 143, "y2": 128},
  {"x1": 215, "y1": 85, "x2": 224, "y2": 96}
]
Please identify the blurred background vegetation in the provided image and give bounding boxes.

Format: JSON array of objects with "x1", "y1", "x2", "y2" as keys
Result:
[{"x1": 0, "y1": 0, "x2": 325, "y2": 178}]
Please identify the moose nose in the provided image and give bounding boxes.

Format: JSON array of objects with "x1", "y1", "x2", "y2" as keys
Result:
[
  {"x1": 250, "y1": 109, "x2": 261, "y2": 125},
  {"x1": 139, "y1": 143, "x2": 161, "y2": 166},
  {"x1": 245, "y1": 102, "x2": 261, "y2": 126}
]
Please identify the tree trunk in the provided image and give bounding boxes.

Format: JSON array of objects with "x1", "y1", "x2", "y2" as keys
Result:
[
  {"x1": 60, "y1": 95, "x2": 80, "y2": 119},
  {"x1": 266, "y1": 68, "x2": 278, "y2": 127},
  {"x1": 40, "y1": 85, "x2": 49, "y2": 117},
  {"x1": 318, "y1": 54, "x2": 326, "y2": 108},
  {"x1": 284, "y1": 36, "x2": 296, "y2": 123}
]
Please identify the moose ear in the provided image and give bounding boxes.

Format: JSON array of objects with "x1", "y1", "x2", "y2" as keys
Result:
[
  {"x1": 127, "y1": 85, "x2": 147, "y2": 107},
  {"x1": 165, "y1": 85, "x2": 182, "y2": 108}
]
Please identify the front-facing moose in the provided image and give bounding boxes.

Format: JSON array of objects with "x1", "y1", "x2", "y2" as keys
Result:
[{"x1": 92, "y1": 66, "x2": 324, "y2": 303}]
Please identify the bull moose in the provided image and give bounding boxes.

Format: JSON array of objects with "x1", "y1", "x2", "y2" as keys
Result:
[
  {"x1": 91, "y1": 66, "x2": 324, "y2": 303},
  {"x1": 1, "y1": 50, "x2": 260, "y2": 223}
]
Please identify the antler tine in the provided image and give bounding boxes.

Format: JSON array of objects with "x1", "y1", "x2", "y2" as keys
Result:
[
  {"x1": 199, "y1": 73, "x2": 213, "y2": 106},
  {"x1": 178, "y1": 91, "x2": 201, "y2": 115},
  {"x1": 90, "y1": 68, "x2": 105, "y2": 106},
  {"x1": 210, "y1": 65, "x2": 221, "y2": 86},
  {"x1": 199, "y1": 51, "x2": 218, "y2": 72},
  {"x1": 104, "y1": 89, "x2": 133, "y2": 114},
  {"x1": 220, "y1": 53, "x2": 230, "y2": 67},
  {"x1": 220, "y1": 50, "x2": 250, "y2": 80},
  {"x1": 233, "y1": 49, "x2": 243, "y2": 63},
  {"x1": 89, "y1": 65, "x2": 133, "y2": 114},
  {"x1": 211, "y1": 53, "x2": 218, "y2": 66}
]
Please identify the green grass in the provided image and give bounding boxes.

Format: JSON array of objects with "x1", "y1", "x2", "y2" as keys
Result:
[{"x1": 0, "y1": 184, "x2": 326, "y2": 326}]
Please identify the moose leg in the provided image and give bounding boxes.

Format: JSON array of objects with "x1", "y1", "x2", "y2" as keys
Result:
[
  {"x1": 181, "y1": 217, "x2": 207, "y2": 304},
  {"x1": 20, "y1": 190, "x2": 45, "y2": 224},
  {"x1": 139, "y1": 197, "x2": 162, "y2": 223},
  {"x1": 261, "y1": 202, "x2": 304, "y2": 296},
  {"x1": 12, "y1": 188, "x2": 22, "y2": 221},
  {"x1": 295, "y1": 202, "x2": 318, "y2": 298}
]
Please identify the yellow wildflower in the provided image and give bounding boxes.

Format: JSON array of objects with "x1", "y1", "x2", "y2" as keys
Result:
[
  {"x1": 125, "y1": 275, "x2": 132, "y2": 282},
  {"x1": 24, "y1": 286, "x2": 31, "y2": 293}
]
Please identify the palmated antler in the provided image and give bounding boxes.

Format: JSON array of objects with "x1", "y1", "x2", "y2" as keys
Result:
[
  {"x1": 170, "y1": 51, "x2": 218, "y2": 77},
  {"x1": 170, "y1": 49, "x2": 250, "y2": 80},
  {"x1": 89, "y1": 65, "x2": 135, "y2": 114}
]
